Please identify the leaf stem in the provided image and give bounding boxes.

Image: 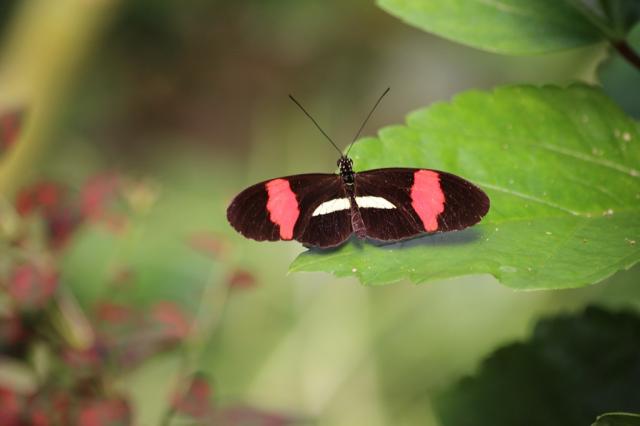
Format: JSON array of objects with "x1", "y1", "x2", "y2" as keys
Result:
[
  {"x1": 566, "y1": 0, "x2": 640, "y2": 72},
  {"x1": 0, "y1": 0, "x2": 121, "y2": 196},
  {"x1": 612, "y1": 40, "x2": 640, "y2": 71},
  {"x1": 566, "y1": 0, "x2": 620, "y2": 40}
]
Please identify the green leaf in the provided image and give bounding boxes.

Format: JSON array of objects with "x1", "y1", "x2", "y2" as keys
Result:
[
  {"x1": 376, "y1": 0, "x2": 602, "y2": 54},
  {"x1": 291, "y1": 85, "x2": 640, "y2": 289},
  {"x1": 599, "y1": 0, "x2": 640, "y2": 35},
  {"x1": 593, "y1": 413, "x2": 640, "y2": 426},
  {"x1": 435, "y1": 306, "x2": 640, "y2": 426},
  {"x1": 599, "y1": 23, "x2": 640, "y2": 118}
]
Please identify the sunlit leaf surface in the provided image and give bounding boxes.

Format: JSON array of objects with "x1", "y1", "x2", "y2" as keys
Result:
[
  {"x1": 599, "y1": 24, "x2": 640, "y2": 119},
  {"x1": 376, "y1": 0, "x2": 601, "y2": 54},
  {"x1": 291, "y1": 85, "x2": 640, "y2": 289}
]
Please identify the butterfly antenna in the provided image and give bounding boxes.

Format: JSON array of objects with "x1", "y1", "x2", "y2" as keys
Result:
[
  {"x1": 346, "y1": 87, "x2": 390, "y2": 157},
  {"x1": 289, "y1": 94, "x2": 343, "y2": 157}
]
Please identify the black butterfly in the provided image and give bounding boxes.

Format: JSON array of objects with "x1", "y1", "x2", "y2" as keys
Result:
[{"x1": 227, "y1": 89, "x2": 489, "y2": 248}]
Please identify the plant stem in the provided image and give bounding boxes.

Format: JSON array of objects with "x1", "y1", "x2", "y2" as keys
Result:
[
  {"x1": 612, "y1": 40, "x2": 640, "y2": 71},
  {"x1": 566, "y1": 0, "x2": 620, "y2": 40},
  {"x1": 567, "y1": 0, "x2": 640, "y2": 73},
  {"x1": 0, "y1": 0, "x2": 120, "y2": 196},
  {"x1": 159, "y1": 266, "x2": 229, "y2": 426}
]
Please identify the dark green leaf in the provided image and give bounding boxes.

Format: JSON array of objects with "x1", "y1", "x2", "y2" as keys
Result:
[
  {"x1": 291, "y1": 85, "x2": 640, "y2": 289},
  {"x1": 599, "y1": 23, "x2": 640, "y2": 118},
  {"x1": 599, "y1": 0, "x2": 640, "y2": 35},
  {"x1": 435, "y1": 307, "x2": 640, "y2": 426},
  {"x1": 593, "y1": 413, "x2": 640, "y2": 426},
  {"x1": 376, "y1": 0, "x2": 602, "y2": 54}
]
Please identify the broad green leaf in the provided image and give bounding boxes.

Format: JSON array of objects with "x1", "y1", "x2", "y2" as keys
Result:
[
  {"x1": 435, "y1": 307, "x2": 640, "y2": 426},
  {"x1": 376, "y1": 0, "x2": 602, "y2": 54},
  {"x1": 291, "y1": 85, "x2": 640, "y2": 289},
  {"x1": 599, "y1": 23, "x2": 640, "y2": 118},
  {"x1": 599, "y1": 0, "x2": 640, "y2": 35},
  {"x1": 593, "y1": 413, "x2": 640, "y2": 426}
]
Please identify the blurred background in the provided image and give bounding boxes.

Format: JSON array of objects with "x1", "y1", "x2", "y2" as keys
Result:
[{"x1": 0, "y1": 0, "x2": 638, "y2": 425}]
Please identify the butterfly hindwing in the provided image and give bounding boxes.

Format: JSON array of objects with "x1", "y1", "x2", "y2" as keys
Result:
[
  {"x1": 354, "y1": 168, "x2": 489, "y2": 241},
  {"x1": 227, "y1": 173, "x2": 352, "y2": 248},
  {"x1": 226, "y1": 178, "x2": 281, "y2": 242}
]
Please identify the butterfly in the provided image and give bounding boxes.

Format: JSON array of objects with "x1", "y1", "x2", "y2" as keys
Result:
[{"x1": 227, "y1": 89, "x2": 489, "y2": 248}]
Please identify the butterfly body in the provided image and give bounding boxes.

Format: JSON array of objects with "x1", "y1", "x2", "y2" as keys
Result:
[{"x1": 227, "y1": 156, "x2": 490, "y2": 248}]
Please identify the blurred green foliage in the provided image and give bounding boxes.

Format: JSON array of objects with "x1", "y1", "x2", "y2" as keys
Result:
[
  {"x1": 0, "y1": 1, "x2": 19, "y2": 35},
  {"x1": 0, "y1": 0, "x2": 639, "y2": 425},
  {"x1": 599, "y1": 23, "x2": 640, "y2": 118},
  {"x1": 436, "y1": 306, "x2": 640, "y2": 426}
]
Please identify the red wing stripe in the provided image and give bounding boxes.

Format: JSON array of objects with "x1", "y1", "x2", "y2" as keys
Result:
[
  {"x1": 411, "y1": 170, "x2": 445, "y2": 232},
  {"x1": 266, "y1": 179, "x2": 299, "y2": 240}
]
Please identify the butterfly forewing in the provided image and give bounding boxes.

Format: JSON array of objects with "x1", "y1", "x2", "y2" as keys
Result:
[
  {"x1": 226, "y1": 179, "x2": 281, "y2": 242},
  {"x1": 227, "y1": 173, "x2": 352, "y2": 248}
]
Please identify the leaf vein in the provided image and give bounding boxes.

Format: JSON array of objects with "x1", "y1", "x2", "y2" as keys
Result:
[
  {"x1": 537, "y1": 217, "x2": 589, "y2": 272},
  {"x1": 473, "y1": 0, "x2": 531, "y2": 16},
  {"x1": 476, "y1": 182, "x2": 582, "y2": 216},
  {"x1": 535, "y1": 143, "x2": 639, "y2": 178}
]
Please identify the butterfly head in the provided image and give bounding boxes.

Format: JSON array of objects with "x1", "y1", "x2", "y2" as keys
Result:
[{"x1": 338, "y1": 156, "x2": 354, "y2": 184}]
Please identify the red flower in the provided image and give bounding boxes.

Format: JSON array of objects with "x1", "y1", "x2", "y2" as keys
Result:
[
  {"x1": 220, "y1": 406, "x2": 295, "y2": 426},
  {"x1": 0, "y1": 387, "x2": 22, "y2": 426},
  {"x1": 47, "y1": 206, "x2": 81, "y2": 249},
  {"x1": 77, "y1": 398, "x2": 131, "y2": 426},
  {"x1": 96, "y1": 302, "x2": 136, "y2": 324},
  {"x1": 63, "y1": 345, "x2": 103, "y2": 369},
  {"x1": 152, "y1": 301, "x2": 191, "y2": 340},
  {"x1": 0, "y1": 310, "x2": 27, "y2": 347},
  {"x1": 0, "y1": 109, "x2": 25, "y2": 152},
  {"x1": 15, "y1": 182, "x2": 61, "y2": 216},
  {"x1": 25, "y1": 390, "x2": 72, "y2": 426},
  {"x1": 188, "y1": 232, "x2": 228, "y2": 259},
  {"x1": 172, "y1": 375, "x2": 214, "y2": 420},
  {"x1": 15, "y1": 181, "x2": 81, "y2": 249},
  {"x1": 81, "y1": 174, "x2": 121, "y2": 220},
  {"x1": 7, "y1": 264, "x2": 58, "y2": 311},
  {"x1": 228, "y1": 269, "x2": 257, "y2": 290}
]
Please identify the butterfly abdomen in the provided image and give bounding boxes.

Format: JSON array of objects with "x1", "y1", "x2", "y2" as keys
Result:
[{"x1": 348, "y1": 195, "x2": 367, "y2": 239}]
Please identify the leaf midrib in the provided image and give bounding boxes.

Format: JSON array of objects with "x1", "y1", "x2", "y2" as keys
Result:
[
  {"x1": 536, "y1": 143, "x2": 640, "y2": 177},
  {"x1": 485, "y1": 208, "x2": 637, "y2": 225}
]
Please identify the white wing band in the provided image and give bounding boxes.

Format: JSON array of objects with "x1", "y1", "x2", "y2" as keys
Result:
[
  {"x1": 312, "y1": 198, "x2": 350, "y2": 216},
  {"x1": 312, "y1": 196, "x2": 395, "y2": 216},
  {"x1": 356, "y1": 196, "x2": 395, "y2": 209}
]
